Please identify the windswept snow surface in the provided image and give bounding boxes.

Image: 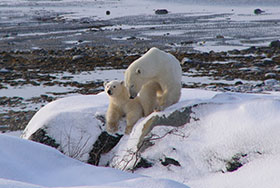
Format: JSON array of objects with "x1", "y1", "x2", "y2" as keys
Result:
[
  {"x1": 0, "y1": 134, "x2": 188, "y2": 188},
  {"x1": 107, "y1": 89, "x2": 280, "y2": 188},
  {"x1": 15, "y1": 88, "x2": 280, "y2": 187}
]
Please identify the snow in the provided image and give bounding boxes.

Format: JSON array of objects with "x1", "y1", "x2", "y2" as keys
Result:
[
  {"x1": 21, "y1": 93, "x2": 109, "y2": 162},
  {"x1": 0, "y1": 134, "x2": 188, "y2": 188},
  {"x1": 2, "y1": 0, "x2": 280, "y2": 187},
  {"x1": 105, "y1": 89, "x2": 280, "y2": 187},
  {"x1": 17, "y1": 88, "x2": 280, "y2": 187}
]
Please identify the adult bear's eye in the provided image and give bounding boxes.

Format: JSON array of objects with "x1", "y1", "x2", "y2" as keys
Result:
[{"x1": 113, "y1": 86, "x2": 116, "y2": 88}]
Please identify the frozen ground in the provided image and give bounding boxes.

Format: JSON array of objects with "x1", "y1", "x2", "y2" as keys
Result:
[
  {"x1": 0, "y1": 134, "x2": 188, "y2": 188},
  {"x1": 0, "y1": 0, "x2": 280, "y2": 51}
]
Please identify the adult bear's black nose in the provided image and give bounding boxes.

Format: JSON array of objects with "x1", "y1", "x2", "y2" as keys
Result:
[
  {"x1": 107, "y1": 90, "x2": 112, "y2": 95},
  {"x1": 129, "y1": 95, "x2": 135, "y2": 99}
]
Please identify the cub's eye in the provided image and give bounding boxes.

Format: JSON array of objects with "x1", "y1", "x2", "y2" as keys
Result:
[{"x1": 113, "y1": 86, "x2": 116, "y2": 88}]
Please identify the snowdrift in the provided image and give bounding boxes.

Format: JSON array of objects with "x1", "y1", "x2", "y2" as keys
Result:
[
  {"x1": 21, "y1": 88, "x2": 280, "y2": 187},
  {"x1": 0, "y1": 134, "x2": 188, "y2": 188}
]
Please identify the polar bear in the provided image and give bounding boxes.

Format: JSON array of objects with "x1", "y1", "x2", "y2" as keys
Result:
[
  {"x1": 125, "y1": 47, "x2": 182, "y2": 111},
  {"x1": 104, "y1": 80, "x2": 160, "y2": 134},
  {"x1": 138, "y1": 81, "x2": 162, "y2": 116},
  {"x1": 104, "y1": 80, "x2": 144, "y2": 134}
]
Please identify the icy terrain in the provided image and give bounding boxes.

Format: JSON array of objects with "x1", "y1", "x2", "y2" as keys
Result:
[{"x1": 18, "y1": 88, "x2": 280, "y2": 188}]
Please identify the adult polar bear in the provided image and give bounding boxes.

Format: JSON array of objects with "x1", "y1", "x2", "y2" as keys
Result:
[{"x1": 125, "y1": 47, "x2": 182, "y2": 111}]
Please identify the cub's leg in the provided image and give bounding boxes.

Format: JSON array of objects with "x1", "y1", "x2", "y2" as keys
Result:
[{"x1": 106, "y1": 108, "x2": 122, "y2": 133}]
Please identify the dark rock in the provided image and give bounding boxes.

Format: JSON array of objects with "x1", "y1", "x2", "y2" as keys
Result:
[
  {"x1": 265, "y1": 72, "x2": 276, "y2": 78},
  {"x1": 161, "y1": 157, "x2": 181, "y2": 167},
  {"x1": 88, "y1": 131, "x2": 122, "y2": 166},
  {"x1": 226, "y1": 157, "x2": 243, "y2": 172},
  {"x1": 254, "y1": 8, "x2": 264, "y2": 15},
  {"x1": 263, "y1": 60, "x2": 276, "y2": 66},
  {"x1": 180, "y1": 41, "x2": 193, "y2": 45},
  {"x1": 127, "y1": 36, "x2": 137, "y2": 40},
  {"x1": 134, "y1": 158, "x2": 153, "y2": 170},
  {"x1": 29, "y1": 128, "x2": 60, "y2": 149},
  {"x1": 270, "y1": 40, "x2": 280, "y2": 48},
  {"x1": 155, "y1": 9, "x2": 168, "y2": 15},
  {"x1": 235, "y1": 81, "x2": 243, "y2": 85},
  {"x1": 230, "y1": 49, "x2": 240, "y2": 55},
  {"x1": 216, "y1": 35, "x2": 224, "y2": 39}
]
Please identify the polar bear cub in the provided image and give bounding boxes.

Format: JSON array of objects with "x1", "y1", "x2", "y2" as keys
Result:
[
  {"x1": 104, "y1": 80, "x2": 144, "y2": 134},
  {"x1": 104, "y1": 80, "x2": 160, "y2": 134}
]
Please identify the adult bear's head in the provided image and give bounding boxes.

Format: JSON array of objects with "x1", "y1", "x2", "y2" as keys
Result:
[{"x1": 124, "y1": 66, "x2": 145, "y2": 99}]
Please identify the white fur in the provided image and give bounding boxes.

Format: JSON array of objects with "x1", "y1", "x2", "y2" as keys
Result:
[
  {"x1": 104, "y1": 80, "x2": 143, "y2": 134},
  {"x1": 125, "y1": 47, "x2": 182, "y2": 110}
]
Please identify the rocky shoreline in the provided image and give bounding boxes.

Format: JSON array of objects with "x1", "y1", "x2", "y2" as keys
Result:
[{"x1": 1, "y1": 41, "x2": 280, "y2": 132}]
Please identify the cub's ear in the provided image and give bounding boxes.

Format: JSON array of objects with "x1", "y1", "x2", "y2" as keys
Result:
[
  {"x1": 120, "y1": 81, "x2": 124, "y2": 85},
  {"x1": 103, "y1": 81, "x2": 108, "y2": 87},
  {"x1": 136, "y1": 68, "x2": 142, "y2": 74}
]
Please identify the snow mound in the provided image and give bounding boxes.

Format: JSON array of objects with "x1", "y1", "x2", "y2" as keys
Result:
[
  {"x1": 21, "y1": 93, "x2": 109, "y2": 162},
  {"x1": 0, "y1": 134, "x2": 188, "y2": 188},
  {"x1": 107, "y1": 90, "x2": 280, "y2": 187}
]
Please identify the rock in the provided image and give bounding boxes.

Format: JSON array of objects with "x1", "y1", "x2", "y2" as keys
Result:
[
  {"x1": 109, "y1": 104, "x2": 195, "y2": 171},
  {"x1": 225, "y1": 154, "x2": 245, "y2": 172},
  {"x1": 136, "y1": 105, "x2": 193, "y2": 148},
  {"x1": 28, "y1": 128, "x2": 60, "y2": 149},
  {"x1": 155, "y1": 9, "x2": 168, "y2": 15},
  {"x1": 264, "y1": 79, "x2": 278, "y2": 86},
  {"x1": 88, "y1": 132, "x2": 122, "y2": 166},
  {"x1": 180, "y1": 41, "x2": 194, "y2": 45},
  {"x1": 235, "y1": 81, "x2": 243, "y2": 85},
  {"x1": 265, "y1": 72, "x2": 276, "y2": 78},
  {"x1": 273, "y1": 65, "x2": 280, "y2": 71},
  {"x1": 216, "y1": 35, "x2": 224, "y2": 39},
  {"x1": 21, "y1": 95, "x2": 105, "y2": 163},
  {"x1": 72, "y1": 55, "x2": 83, "y2": 60},
  {"x1": 0, "y1": 68, "x2": 12, "y2": 73},
  {"x1": 134, "y1": 158, "x2": 153, "y2": 170},
  {"x1": 160, "y1": 157, "x2": 181, "y2": 167},
  {"x1": 263, "y1": 60, "x2": 276, "y2": 66},
  {"x1": 254, "y1": 8, "x2": 264, "y2": 15},
  {"x1": 270, "y1": 40, "x2": 280, "y2": 48}
]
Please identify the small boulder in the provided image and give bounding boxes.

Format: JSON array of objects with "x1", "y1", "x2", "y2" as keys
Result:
[
  {"x1": 155, "y1": 9, "x2": 168, "y2": 15},
  {"x1": 254, "y1": 8, "x2": 264, "y2": 15},
  {"x1": 270, "y1": 40, "x2": 280, "y2": 48},
  {"x1": 160, "y1": 157, "x2": 181, "y2": 167}
]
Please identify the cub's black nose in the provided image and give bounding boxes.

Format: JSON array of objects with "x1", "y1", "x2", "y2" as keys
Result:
[
  {"x1": 107, "y1": 90, "x2": 112, "y2": 95},
  {"x1": 129, "y1": 96, "x2": 135, "y2": 99}
]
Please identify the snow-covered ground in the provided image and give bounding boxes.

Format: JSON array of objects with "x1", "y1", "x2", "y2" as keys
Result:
[
  {"x1": 1, "y1": 0, "x2": 280, "y2": 187},
  {"x1": 11, "y1": 88, "x2": 280, "y2": 188},
  {"x1": 0, "y1": 134, "x2": 188, "y2": 188}
]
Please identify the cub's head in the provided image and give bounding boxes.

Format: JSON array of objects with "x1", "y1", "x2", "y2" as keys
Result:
[{"x1": 104, "y1": 80, "x2": 125, "y2": 97}]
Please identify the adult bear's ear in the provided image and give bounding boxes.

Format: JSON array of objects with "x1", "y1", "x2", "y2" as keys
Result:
[{"x1": 136, "y1": 68, "x2": 142, "y2": 74}]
